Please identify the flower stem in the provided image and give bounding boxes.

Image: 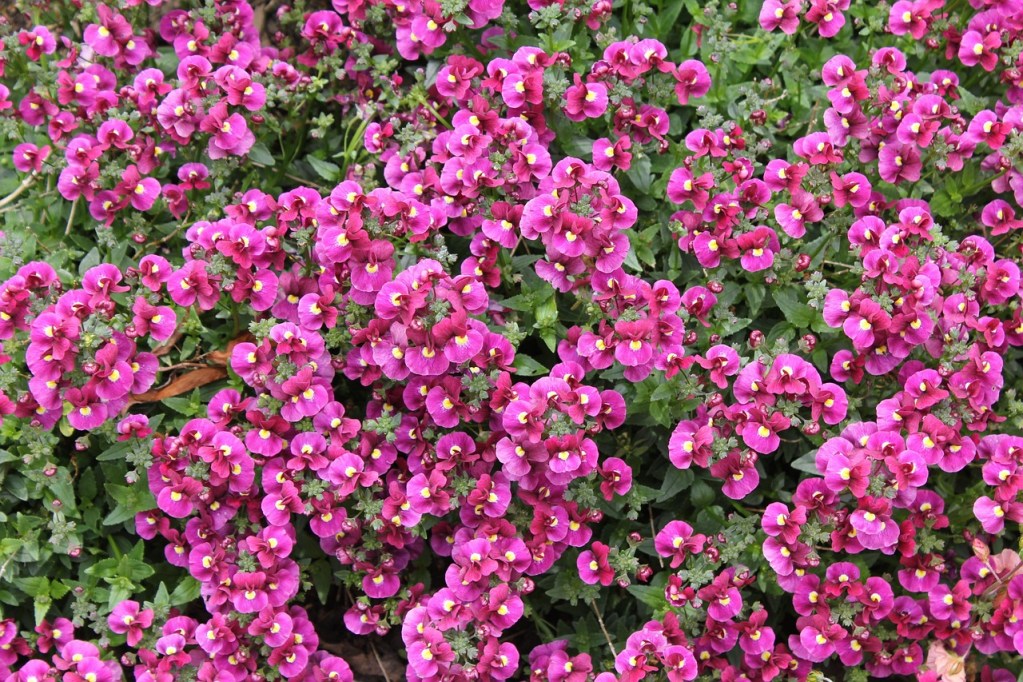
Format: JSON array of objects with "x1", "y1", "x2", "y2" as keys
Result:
[{"x1": 63, "y1": 197, "x2": 78, "y2": 237}]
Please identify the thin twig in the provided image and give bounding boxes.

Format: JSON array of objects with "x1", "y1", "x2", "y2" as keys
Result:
[
  {"x1": 590, "y1": 599, "x2": 617, "y2": 658},
  {"x1": 156, "y1": 361, "x2": 210, "y2": 373},
  {"x1": 369, "y1": 639, "x2": 393, "y2": 682},
  {"x1": 0, "y1": 172, "x2": 39, "y2": 210}
]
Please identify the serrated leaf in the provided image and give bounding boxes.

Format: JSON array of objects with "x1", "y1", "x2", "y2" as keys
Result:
[{"x1": 14, "y1": 577, "x2": 49, "y2": 598}]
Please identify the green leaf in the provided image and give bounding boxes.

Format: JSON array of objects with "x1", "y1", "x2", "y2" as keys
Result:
[
  {"x1": 162, "y1": 396, "x2": 195, "y2": 415},
  {"x1": 625, "y1": 155, "x2": 652, "y2": 194},
  {"x1": 307, "y1": 156, "x2": 340, "y2": 182},
  {"x1": 771, "y1": 286, "x2": 817, "y2": 328},
  {"x1": 627, "y1": 584, "x2": 666, "y2": 610},
  {"x1": 495, "y1": 294, "x2": 533, "y2": 312},
  {"x1": 103, "y1": 483, "x2": 155, "y2": 526},
  {"x1": 169, "y1": 576, "x2": 202, "y2": 606},
  {"x1": 656, "y1": 467, "x2": 694, "y2": 503},
  {"x1": 96, "y1": 441, "x2": 132, "y2": 462},
  {"x1": 533, "y1": 295, "x2": 558, "y2": 327},
  {"x1": 513, "y1": 355, "x2": 549, "y2": 377},
  {"x1": 308, "y1": 560, "x2": 333, "y2": 605},
  {"x1": 14, "y1": 576, "x2": 49, "y2": 598},
  {"x1": 118, "y1": 556, "x2": 155, "y2": 582},
  {"x1": 78, "y1": 248, "x2": 101, "y2": 277},
  {"x1": 248, "y1": 142, "x2": 275, "y2": 167},
  {"x1": 34, "y1": 595, "x2": 51, "y2": 625},
  {"x1": 790, "y1": 450, "x2": 820, "y2": 475},
  {"x1": 744, "y1": 283, "x2": 766, "y2": 316},
  {"x1": 152, "y1": 582, "x2": 171, "y2": 611}
]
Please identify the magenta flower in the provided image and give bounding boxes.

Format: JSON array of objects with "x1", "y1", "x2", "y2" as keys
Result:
[
  {"x1": 261, "y1": 480, "x2": 305, "y2": 526},
  {"x1": 888, "y1": 1, "x2": 933, "y2": 38},
  {"x1": 740, "y1": 409, "x2": 790, "y2": 454},
  {"x1": 577, "y1": 542, "x2": 615, "y2": 586},
  {"x1": 959, "y1": 30, "x2": 1000, "y2": 71},
  {"x1": 668, "y1": 419, "x2": 712, "y2": 469},
  {"x1": 167, "y1": 261, "x2": 219, "y2": 310},
  {"x1": 698, "y1": 344, "x2": 740, "y2": 388},
  {"x1": 711, "y1": 451, "x2": 761, "y2": 498},
  {"x1": 12, "y1": 143, "x2": 50, "y2": 173},
  {"x1": 759, "y1": 0, "x2": 802, "y2": 33},
  {"x1": 199, "y1": 101, "x2": 255, "y2": 158},
  {"x1": 564, "y1": 76, "x2": 608, "y2": 121},
  {"x1": 108, "y1": 600, "x2": 153, "y2": 646},
  {"x1": 795, "y1": 616, "x2": 846, "y2": 662},
  {"x1": 673, "y1": 60, "x2": 711, "y2": 105},
  {"x1": 654, "y1": 521, "x2": 706, "y2": 568},
  {"x1": 19, "y1": 26, "x2": 57, "y2": 61},
  {"x1": 231, "y1": 571, "x2": 269, "y2": 613},
  {"x1": 598, "y1": 457, "x2": 633, "y2": 500},
  {"x1": 131, "y1": 298, "x2": 176, "y2": 342},
  {"x1": 774, "y1": 190, "x2": 822, "y2": 238},
  {"x1": 65, "y1": 386, "x2": 107, "y2": 431},
  {"x1": 878, "y1": 142, "x2": 922, "y2": 184},
  {"x1": 156, "y1": 474, "x2": 202, "y2": 518},
  {"x1": 822, "y1": 442, "x2": 870, "y2": 497},
  {"x1": 805, "y1": 0, "x2": 848, "y2": 37}
]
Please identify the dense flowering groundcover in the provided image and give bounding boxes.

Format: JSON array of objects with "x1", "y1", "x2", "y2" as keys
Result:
[{"x1": 1, "y1": 0, "x2": 1023, "y2": 680}]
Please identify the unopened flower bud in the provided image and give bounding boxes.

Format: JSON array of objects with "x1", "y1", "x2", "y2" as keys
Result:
[
  {"x1": 637, "y1": 565, "x2": 653, "y2": 583},
  {"x1": 707, "y1": 280, "x2": 724, "y2": 294},
  {"x1": 749, "y1": 330, "x2": 765, "y2": 348},
  {"x1": 628, "y1": 532, "x2": 643, "y2": 544},
  {"x1": 709, "y1": 334, "x2": 720, "y2": 343},
  {"x1": 800, "y1": 334, "x2": 817, "y2": 352},
  {"x1": 795, "y1": 254, "x2": 812, "y2": 271},
  {"x1": 803, "y1": 421, "x2": 821, "y2": 436},
  {"x1": 750, "y1": 109, "x2": 767, "y2": 125}
]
